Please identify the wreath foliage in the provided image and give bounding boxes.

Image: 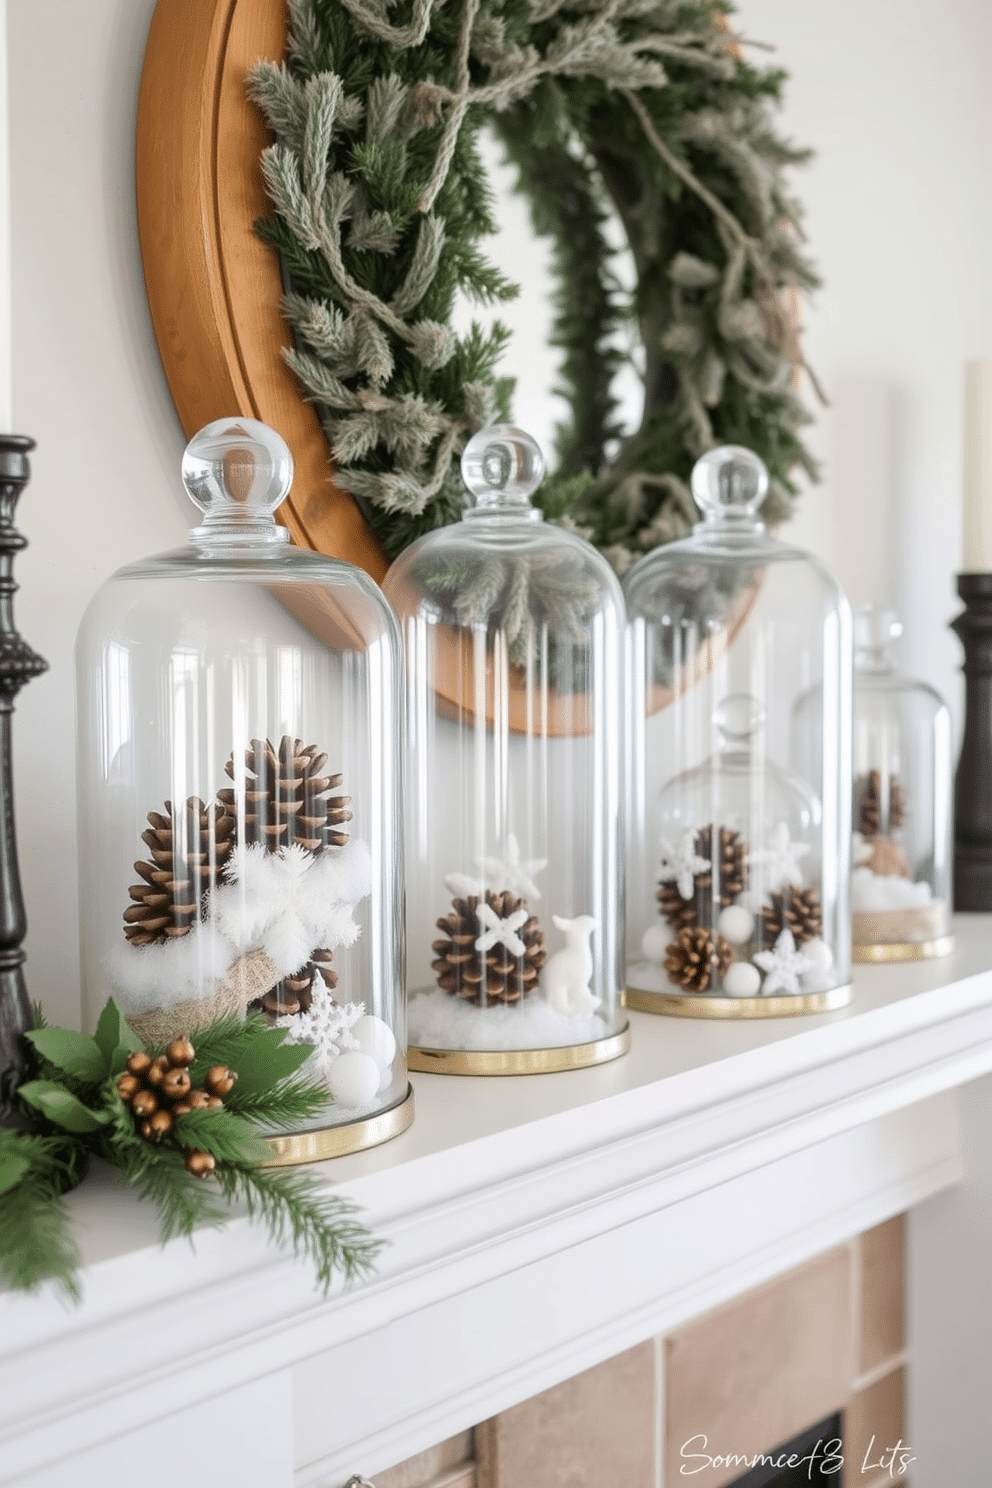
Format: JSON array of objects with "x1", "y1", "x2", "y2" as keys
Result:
[{"x1": 248, "y1": 0, "x2": 819, "y2": 573}]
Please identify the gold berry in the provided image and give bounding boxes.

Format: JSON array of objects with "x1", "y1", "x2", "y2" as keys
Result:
[
  {"x1": 204, "y1": 1095, "x2": 223, "y2": 1109},
  {"x1": 146, "y1": 1055, "x2": 169, "y2": 1087},
  {"x1": 171, "y1": 1101, "x2": 192, "y2": 1117},
  {"x1": 185, "y1": 1149, "x2": 215, "y2": 1178},
  {"x1": 161, "y1": 1067, "x2": 191, "y2": 1101},
  {"x1": 165, "y1": 1035, "x2": 195, "y2": 1068},
  {"x1": 205, "y1": 1066, "x2": 237, "y2": 1097},
  {"x1": 185, "y1": 1089, "x2": 210, "y2": 1110},
  {"x1": 116, "y1": 1072, "x2": 141, "y2": 1101},
  {"x1": 140, "y1": 1119, "x2": 153, "y2": 1139},
  {"x1": 126, "y1": 1051, "x2": 152, "y2": 1077},
  {"x1": 132, "y1": 1089, "x2": 158, "y2": 1118},
  {"x1": 146, "y1": 1109, "x2": 174, "y2": 1141}
]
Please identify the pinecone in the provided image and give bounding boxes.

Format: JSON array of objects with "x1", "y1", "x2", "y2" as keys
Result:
[
  {"x1": 218, "y1": 735, "x2": 351, "y2": 854},
  {"x1": 857, "y1": 770, "x2": 882, "y2": 836},
  {"x1": 115, "y1": 1037, "x2": 237, "y2": 1176},
  {"x1": 123, "y1": 797, "x2": 234, "y2": 945},
  {"x1": 663, "y1": 926, "x2": 733, "y2": 993},
  {"x1": 251, "y1": 947, "x2": 338, "y2": 1017},
  {"x1": 889, "y1": 777, "x2": 905, "y2": 830},
  {"x1": 432, "y1": 890, "x2": 546, "y2": 1006},
  {"x1": 656, "y1": 824, "x2": 748, "y2": 931},
  {"x1": 760, "y1": 888, "x2": 822, "y2": 947}
]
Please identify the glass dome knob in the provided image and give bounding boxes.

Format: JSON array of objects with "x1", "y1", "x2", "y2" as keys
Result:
[
  {"x1": 714, "y1": 692, "x2": 766, "y2": 745},
  {"x1": 855, "y1": 604, "x2": 902, "y2": 650},
  {"x1": 691, "y1": 445, "x2": 768, "y2": 523},
  {"x1": 181, "y1": 417, "x2": 294, "y2": 523},
  {"x1": 461, "y1": 424, "x2": 545, "y2": 511}
]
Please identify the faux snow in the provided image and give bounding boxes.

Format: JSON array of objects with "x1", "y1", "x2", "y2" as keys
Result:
[
  {"x1": 328, "y1": 1051, "x2": 381, "y2": 1107},
  {"x1": 106, "y1": 924, "x2": 234, "y2": 1014},
  {"x1": 640, "y1": 924, "x2": 671, "y2": 964},
  {"x1": 852, "y1": 866, "x2": 932, "y2": 911},
  {"x1": 723, "y1": 961, "x2": 761, "y2": 997},
  {"x1": 408, "y1": 988, "x2": 610, "y2": 1051},
  {"x1": 718, "y1": 904, "x2": 754, "y2": 945}
]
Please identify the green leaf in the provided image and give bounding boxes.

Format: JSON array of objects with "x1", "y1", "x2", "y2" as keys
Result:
[
  {"x1": 25, "y1": 1027, "x2": 106, "y2": 1085},
  {"x1": 0, "y1": 1153, "x2": 30, "y2": 1196},
  {"x1": 93, "y1": 998, "x2": 143, "y2": 1074},
  {"x1": 18, "y1": 1081, "x2": 112, "y2": 1133}
]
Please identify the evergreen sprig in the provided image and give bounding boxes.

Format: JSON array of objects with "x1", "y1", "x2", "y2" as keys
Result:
[
  {"x1": 248, "y1": 0, "x2": 820, "y2": 576},
  {"x1": 0, "y1": 1000, "x2": 382, "y2": 1300}
]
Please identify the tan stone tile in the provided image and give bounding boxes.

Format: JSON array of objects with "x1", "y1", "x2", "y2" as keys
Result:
[
  {"x1": 374, "y1": 1431, "x2": 475, "y2": 1488},
  {"x1": 477, "y1": 1342, "x2": 655, "y2": 1488},
  {"x1": 859, "y1": 1216, "x2": 906, "y2": 1374},
  {"x1": 665, "y1": 1247, "x2": 853, "y2": 1488},
  {"x1": 844, "y1": 1368, "x2": 911, "y2": 1487}
]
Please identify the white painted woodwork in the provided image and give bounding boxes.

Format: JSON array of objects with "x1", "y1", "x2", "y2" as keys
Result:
[{"x1": 6, "y1": 919, "x2": 992, "y2": 1487}]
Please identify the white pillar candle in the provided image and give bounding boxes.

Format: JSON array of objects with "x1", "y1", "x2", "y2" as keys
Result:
[{"x1": 964, "y1": 359, "x2": 992, "y2": 571}]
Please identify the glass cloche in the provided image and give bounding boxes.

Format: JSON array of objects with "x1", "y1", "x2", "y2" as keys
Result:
[
  {"x1": 851, "y1": 606, "x2": 953, "y2": 960},
  {"x1": 75, "y1": 418, "x2": 410, "y2": 1161},
  {"x1": 382, "y1": 425, "x2": 629, "y2": 1073},
  {"x1": 624, "y1": 445, "x2": 853, "y2": 1016}
]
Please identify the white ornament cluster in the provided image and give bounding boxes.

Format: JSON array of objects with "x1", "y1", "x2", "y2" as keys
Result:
[
  {"x1": 277, "y1": 984, "x2": 396, "y2": 1107},
  {"x1": 657, "y1": 830, "x2": 711, "y2": 900}
]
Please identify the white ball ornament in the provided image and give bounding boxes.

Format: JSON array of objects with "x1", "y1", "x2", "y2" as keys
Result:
[
  {"x1": 352, "y1": 1014, "x2": 397, "y2": 1070},
  {"x1": 328, "y1": 1051, "x2": 381, "y2": 1108},
  {"x1": 641, "y1": 924, "x2": 671, "y2": 964},
  {"x1": 717, "y1": 904, "x2": 754, "y2": 945},
  {"x1": 723, "y1": 961, "x2": 761, "y2": 998},
  {"x1": 801, "y1": 937, "x2": 834, "y2": 987}
]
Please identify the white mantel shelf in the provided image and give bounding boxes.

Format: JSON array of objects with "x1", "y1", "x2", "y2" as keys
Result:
[{"x1": 5, "y1": 918, "x2": 992, "y2": 1488}]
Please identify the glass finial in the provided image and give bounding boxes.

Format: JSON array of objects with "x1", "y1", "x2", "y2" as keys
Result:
[
  {"x1": 181, "y1": 418, "x2": 293, "y2": 540},
  {"x1": 713, "y1": 692, "x2": 766, "y2": 746},
  {"x1": 691, "y1": 445, "x2": 768, "y2": 526},
  {"x1": 461, "y1": 425, "x2": 545, "y2": 514}
]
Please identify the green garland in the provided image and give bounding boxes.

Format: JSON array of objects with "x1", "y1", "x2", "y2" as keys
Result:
[
  {"x1": 0, "y1": 1000, "x2": 381, "y2": 1300},
  {"x1": 248, "y1": 0, "x2": 819, "y2": 573}
]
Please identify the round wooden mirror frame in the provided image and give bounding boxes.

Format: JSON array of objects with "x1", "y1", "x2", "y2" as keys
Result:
[{"x1": 136, "y1": 0, "x2": 388, "y2": 582}]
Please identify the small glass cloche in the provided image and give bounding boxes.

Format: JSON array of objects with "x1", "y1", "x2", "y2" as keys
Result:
[
  {"x1": 624, "y1": 445, "x2": 853, "y2": 1017},
  {"x1": 383, "y1": 425, "x2": 629, "y2": 1074},
  {"x1": 75, "y1": 418, "x2": 410, "y2": 1161},
  {"x1": 851, "y1": 606, "x2": 953, "y2": 960}
]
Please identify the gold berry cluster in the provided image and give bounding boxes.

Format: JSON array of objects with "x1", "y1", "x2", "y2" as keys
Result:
[{"x1": 115, "y1": 1036, "x2": 238, "y2": 1178}]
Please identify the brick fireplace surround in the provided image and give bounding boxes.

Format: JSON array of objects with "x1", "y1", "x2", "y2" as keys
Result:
[{"x1": 373, "y1": 1217, "x2": 907, "y2": 1488}]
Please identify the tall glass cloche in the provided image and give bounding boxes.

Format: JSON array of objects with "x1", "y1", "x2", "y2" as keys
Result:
[
  {"x1": 851, "y1": 606, "x2": 953, "y2": 960},
  {"x1": 383, "y1": 425, "x2": 629, "y2": 1073},
  {"x1": 76, "y1": 418, "x2": 410, "y2": 1161},
  {"x1": 624, "y1": 445, "x2": 853, "y2": 1017}
]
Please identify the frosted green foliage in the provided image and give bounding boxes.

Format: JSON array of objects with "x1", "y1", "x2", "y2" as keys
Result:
[{"x1": 248, "y1": 0, "x2": 820, "y2": 572}]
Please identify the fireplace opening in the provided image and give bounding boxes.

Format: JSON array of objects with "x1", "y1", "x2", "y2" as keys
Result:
[{"x1": 726, "y1": 1413, "x2": 843, "y2": 1487}]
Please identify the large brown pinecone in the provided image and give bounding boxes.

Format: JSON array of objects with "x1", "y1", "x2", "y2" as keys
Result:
[
  {"x1": 760, "y1": 888, "x2": 822, "y2": 947},
  {"x1": 856, "y1": 770, "x2": 882, "y2": 836},
  {"x1": 218, "y1": 735, "x2": 351, "y2": 853},
  {"x1": 251, "y1": 948, "x2": 338, "y2": 1018},
  {"x1": 656, "y1": 824, "x2": 748, "y2": 931},
  {"x1": 433, "y1": 890, "x2": 546, "y2": 1006},
  {"x1": 663, "y1": 926, "x2": 733, "y2": 992},
  {"x1": 123, "y1": 797, "x2": 234, "y2": 945}
]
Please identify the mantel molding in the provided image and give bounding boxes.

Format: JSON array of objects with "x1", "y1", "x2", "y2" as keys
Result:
[{"x1": 5, "y1": 924, "x2": 992, "y2": 1485}]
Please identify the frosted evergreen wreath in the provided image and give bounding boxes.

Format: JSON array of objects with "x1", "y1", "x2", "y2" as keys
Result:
[{"x1": 248, "y1": 0, "x2": 820, "y2": 575}]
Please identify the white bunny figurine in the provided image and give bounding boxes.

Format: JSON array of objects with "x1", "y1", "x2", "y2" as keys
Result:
[{"x1": 542, "y1": 914, "x2": 600, "y2": 1016}]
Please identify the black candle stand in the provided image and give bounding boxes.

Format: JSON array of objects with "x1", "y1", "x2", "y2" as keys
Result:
[
  {"x1": 0, "y1": 437, "x2": 47, "y2": 1089},
  {"x1": 952, "y1": 572, "x2": 992, "y2": 910}
]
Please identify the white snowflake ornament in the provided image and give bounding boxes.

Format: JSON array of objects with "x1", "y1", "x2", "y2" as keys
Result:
[
  {"x1": 746, "y1": 822, "x2": 810, "y2": 893},
  {"x1": 474, "y1": 833, "x2": 547, "y2": 901},
  {"x1": 474, "y1": 900, "x2": 529, "y2": 956},
  {"x1": 752, "y1": 928, "x2": 814, "y2": 996},
  {"x1": 658, "y1": 829, "x2": 711, "y2": 900}
]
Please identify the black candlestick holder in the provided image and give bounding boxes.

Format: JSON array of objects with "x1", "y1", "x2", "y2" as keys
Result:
[
  {"x1": 0, "y1": 436, "x2": 47, "y2": 1089},
  {"x1": 951, "y1": 572, "x2": 992, "y2": 910}
]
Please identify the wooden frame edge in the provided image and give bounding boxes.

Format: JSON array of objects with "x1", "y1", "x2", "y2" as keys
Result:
[{"x1": 135, "y1": 0, "x2": 388, "y2": 580}]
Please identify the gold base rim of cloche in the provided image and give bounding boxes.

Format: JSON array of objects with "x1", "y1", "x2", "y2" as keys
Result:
[
  {"x1": 263, "y1": 1084, "x2": 415, "y2": 1166},
  {"x1": 624, "y1": 984, "x2": 853, "y2": 1020},
  {"x1": 407, "y1": 1023, "x2": 631, "y2": 1076},
  {"x1": 853, "y1": 935, "x2": 955, "y2": 964}
]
